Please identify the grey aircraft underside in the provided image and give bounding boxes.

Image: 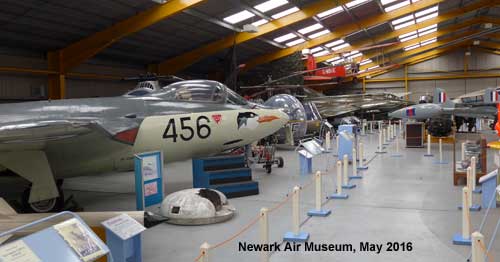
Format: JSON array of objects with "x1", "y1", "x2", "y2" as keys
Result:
[{"x1": 0, "y1": 80, "x2": 288, "y2": 212}]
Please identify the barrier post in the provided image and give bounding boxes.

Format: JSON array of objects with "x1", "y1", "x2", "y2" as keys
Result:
[
  {"x1": 424, "y1": 134, "x2": 433, "y2": 157},
  {"x1": 329, "y1": 160, "x2": 348, "y2": 199},
  {"x1": 369, "y1": 121, "x2": 373, "y2": 134},
  {"x1": 399, "y1": 120, "x2": 402, "y2": 138},
  {"x1": 325, "y1": 131, "x2": 331, "y2": 151},
  {"x1": 461, "y1": 142, "x2": 465, "y2": 161},
  {"x1": 342, "y1": 154, "x2": 356, "y2": 189},
  {"x1": 383, "y1": 128, "x2": 389, "y2": 145},
  {"x1": 358, "y1": 142, "x2": 368, "y2": 170},
  {"x1": 434, "y1": 138, "x2": 448, "y2": 164},
  {"x1": 283, "y1": 186, "x2": 309, "y2": 242},
  {"x1": 470, "y1": 156, "x2": 481, "y2": 193},
  {"x1": 453, "y1": 187, "x2": 472, "y2": 245},
  {"x1": 308, "y1": 172, "x2": 331, "y2": 217},
  {"x1": 260, "y1": 208, "x2": 269, "y2": 262},
  {"x1": 471, "y1": 232, "x2": 485, "y2": 262},
  {"x1": 391, "y1": 134, "x2": 403, "y2": 157},
  {"x1": 376, "y1": 130, "x2": 386, "y2": 153},
  {"x1": 200, "y1": 242, "x2": 210, "y2": 262},
  {"x1": 459, "y1": 167, "x2": 481, "y2": 211},
  {"x1": 350, "y1": 148, "x2": 362, "y2": 179}
]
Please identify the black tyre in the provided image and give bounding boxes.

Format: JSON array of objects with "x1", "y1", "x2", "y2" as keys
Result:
[
  {"x1": 277, "y1": 157, "x2": 284, "y2": 168},
  {"x1": 265, "y1": 165, "x2": 272, "y2": 174},
  {"x1": 22, "y1": 187, "x2": 64, "y2": 213}
]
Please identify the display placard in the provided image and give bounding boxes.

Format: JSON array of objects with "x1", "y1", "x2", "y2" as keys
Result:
[
  {"x1": 0, "y1": 240, "x2": 41, "y2": 262},
  {"x1": 134, "y1": 151, "x2": 164, "y2": 210},
  {"x1": 54, "y1": 218, "x2": 107, "y2": 262},
  {"x1": 102, "y1": 214, "x2": 146, "y2": 241}
]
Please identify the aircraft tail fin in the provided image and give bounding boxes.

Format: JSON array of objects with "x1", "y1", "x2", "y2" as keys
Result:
[
  {"x1": 484, "y1": 88, "x2": 499, "y2": 103},
  {"x1": 0, "y1": 198, "x2": 16, "y2": 244},
  {"x1": 433, "y1": 88, "x2": 447, "y2": 104},
  {"x1": 306, "y1": 54, "x2": 317, "y2": 71}
]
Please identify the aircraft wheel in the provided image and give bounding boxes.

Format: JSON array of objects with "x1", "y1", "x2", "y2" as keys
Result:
[
  {"x1": 277, "y1": 157, "x2": 284, "y2": 168},
  {"x1": 265, "y1": 165, "x2": 272, "y2": 174},
  {"x1": 22, "y1": 187, "x2": 64, "y2": 213}
]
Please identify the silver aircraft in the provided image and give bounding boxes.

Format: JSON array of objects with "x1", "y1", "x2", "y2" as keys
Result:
[{"x1": 0, "y1": 80, "x2": 288, "y2": 212}]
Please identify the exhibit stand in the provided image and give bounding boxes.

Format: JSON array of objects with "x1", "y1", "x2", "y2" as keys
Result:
[
  {"x1": 0, "y1": 211, "x2": 110, "y2": 262},
  {"x1": 337, "y1": 124, "x2": 359, "y2": 161},
  {"x1": 134, "y1": 151, "x2": 164, "y2": 211},
  {"x1": 297, "y1": 139, "x2": 325, "y2": 176},
  {"x1": 102, "y1": 214, "x2": 147, "y2": 262}
]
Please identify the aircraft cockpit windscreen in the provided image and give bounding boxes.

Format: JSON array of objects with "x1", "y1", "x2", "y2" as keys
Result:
[
  {"x1": 226, "y1": 88, "x2": 249, "y2": 106},
  {"x1": 153, "y1": 80, "x2": 226, "y2": 103}
]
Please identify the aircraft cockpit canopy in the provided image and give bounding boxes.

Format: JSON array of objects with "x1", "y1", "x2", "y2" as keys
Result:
[{"x1": 126, "y1": 80, "x2": 249, "y2": 106}]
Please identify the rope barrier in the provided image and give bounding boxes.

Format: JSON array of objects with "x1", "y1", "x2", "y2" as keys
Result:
[
  {"x1": 467, "y1": 188, "x2": 498, "y2": 260},
  {"x1": 478, "y1": 239, "x2": 494, "y2": 262}
]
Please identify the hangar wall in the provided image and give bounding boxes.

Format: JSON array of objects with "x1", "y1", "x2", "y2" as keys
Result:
[
  {"x1": 0, "y1": 47, "x2": 145, "y2": 100},
  {"x1": 363, "y1": 49, "x2": 500, "y2": 101}
]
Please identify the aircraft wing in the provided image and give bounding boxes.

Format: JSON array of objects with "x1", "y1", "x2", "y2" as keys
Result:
[{"x1": 0, "y1": 118, "x2": 139, "y2": 144}]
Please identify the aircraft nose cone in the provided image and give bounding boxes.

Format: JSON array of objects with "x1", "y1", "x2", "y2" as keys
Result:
[{"x1": 388, "y1": 109, "x2": 402, "y2": 119}]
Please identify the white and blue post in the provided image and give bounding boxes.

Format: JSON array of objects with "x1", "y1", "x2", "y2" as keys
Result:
[
  {"x1": 459, "y1": 167, "x2": 481, "y2": 211},
  {"x1": 453, "y1": 187, "x2": 472, "y2": 245},
  {"x1": 376, "y1": 130, "x2": 386, "y2": 154},
  {"x1": 471, "y1": 156, "x2": 482, "y2": 194},
  {"x1": 358, "y1": 142, "x2": 368, "y2": 170},
  {"x1": 308, "y1": 171, "x2": 331, "y2": 217},
  {"x1": 433, "y1": 138, "x2": 448, "y2": 164},
  {"x1": 424, "y1": 134, "x2": 433, "y2": 157},
  {"x1": 329, "y1": 160, "x2": 349, "y2": 199},
  {"x1": 350, "y1": 148, "x2": 362, "y2": 179},
  {"x1": 342, "y1": 154, "x2": 356, "y2": 189},
  {"x1": 284, "y1": 186, "x2": 310, "y2": 242}
]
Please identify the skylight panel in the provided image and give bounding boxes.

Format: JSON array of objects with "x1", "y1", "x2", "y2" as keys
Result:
[
  {"x1": 325, "y1": 39, "x2": 345, "y2": 47},
  {"x1": 310, "y1": 47, "x2": 324, "y2": 53},
  {"x1": 313, "y1": 50, "x2": 330, "y2": 57},
  {"x1": 298, "y1": 23, "x2": 323, "y2": 34},
  {"x1": 415, "y1": 5, "x2": 438, "y2": 17},
  {"x1": 316, "y1": 6, "x2": 343, "y2": 18},
  {"x1": 274, "y1": 33, "x2": 297, "y2": 42},
  {"x1": 331, "y1": 58, "x2": 344, "y2": 64},
  {"x1": 418, "y1": 24, "x2": 437, "y2": 32},
  {"x1": 392, "y1": 14, "x2": 414, "y2": 25},
  {"x1": 400, "y1": 34, "x2": 417, "y2": 42},
  {"x1": 416, "y1": 12, "x2": 437, "y2": 23},
  {"x1": 399, "y1": 30, "x2": 417, "y2": 38},
  {"x1": 346, "y1": 0, "x2": 370, "y2": 8},
  {"x1": 394, "y1": 20, "x2": 415, "y2": 30},
  {"x1": 418, "y1": 27, "x2": 436, "y2": 36},
  {"x1": 421, "y1": 37, "x2": 437, "y2": 46},
  {"x1": 272, "y1": 7, "x2": 300, "y2": 19},
  {"x1": 360, "y1": 59, "x2": 372, "y2": 65},
  {"x1": 381, "y1": 0, "x2": 398, "y2": 5},
  {"x1": 384, "y1": 0, "x2": 410, "y2": 12},
  {"x1": 332, "y1": 43, "x2": 350, "y2": 50},
  {"x1": 223, "y1": 10, "x2": 255, "y2": 24},
  {"x1": 368, "y1": 65, "x2": 380, "y2": 70},
  {"x1": 348, "y1": 53, "x2": 362, "y2": 59},
  {"x1": 285, "y1": 38, "x2": 305, "y2": 46},
  {"x1": 309, "y1": 29, "x2": 330, "y2": 39},
  {"x1": 252, "y1": 19, "x2": 269, "y2": 27},
  {"x1": 255, "y1": 0, "x2": 289, "y2": 13},
  {"x1": 326, "y1": 56, "x2": 341, "y2": 62},
  {"x1": 404, "y1": 43, "x2": 420, "y2": 51}
]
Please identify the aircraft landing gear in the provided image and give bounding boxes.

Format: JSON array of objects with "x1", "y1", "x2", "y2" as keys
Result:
[{"x1": 21, "y1": 180, "x2": 65, "y2": 213}]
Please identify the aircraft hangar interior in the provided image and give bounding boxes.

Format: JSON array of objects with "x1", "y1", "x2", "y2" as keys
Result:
[{"x1": 0, "y1": 0, "x2": 499, "y2": 261}]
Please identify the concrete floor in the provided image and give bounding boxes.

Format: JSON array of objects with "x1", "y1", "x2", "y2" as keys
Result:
[{"x1": 33, "y1": 131, "x2": 500, "y2": 261}]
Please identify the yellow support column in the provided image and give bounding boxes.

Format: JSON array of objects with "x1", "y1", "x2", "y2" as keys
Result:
[
  {"x1": 404, "y1": 65, "x2": 408, "y2": 100},
  {"x1": 47, "y1": 51, "x2": 66, "y2": 100}
]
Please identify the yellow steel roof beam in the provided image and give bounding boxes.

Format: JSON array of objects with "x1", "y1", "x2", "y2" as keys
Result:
[
  {"x1": 156, "y1": 0, "x2": 353, "y2": 74},
  {"x1": 314, "y1": 0, "x2": 494, "y2": 64},
  {"x1": 316, "y1": 17, "x2": 484, "y2": 64},
  {"x1": 60, "y1": 0, "x2": 205, "y2": 71},
  {"x1": 243, "y1": 0, "x2": 452, "y2": 70}
]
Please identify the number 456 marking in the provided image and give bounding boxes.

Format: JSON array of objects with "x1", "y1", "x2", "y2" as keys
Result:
[{"x1": 163, "y1": 116, "x2": 211, "y2": 142}]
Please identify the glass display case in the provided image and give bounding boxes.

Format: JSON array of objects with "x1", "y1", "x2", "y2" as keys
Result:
[{"x1": 453, "y1": 133, "x2": 487, "y2": 185}]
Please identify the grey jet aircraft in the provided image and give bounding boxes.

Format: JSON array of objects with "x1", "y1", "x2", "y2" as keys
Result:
[{"x1": 0, "y1": 80, "x2": 288, "y2": 212}]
